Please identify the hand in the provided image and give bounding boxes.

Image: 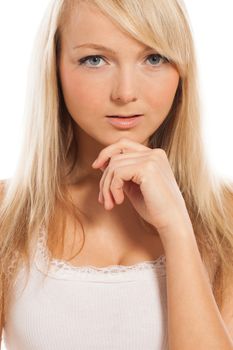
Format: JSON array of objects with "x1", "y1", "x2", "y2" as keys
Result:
[{"x1": 92, "y1": 137, "x2": 193, "y2": 238}]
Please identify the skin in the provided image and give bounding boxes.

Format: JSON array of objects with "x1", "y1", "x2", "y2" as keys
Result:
[
  {"x1": 55, "y1": 7, "x2": 233, "y2": 346},
  {"x1": 56, "y1": 1, "x2": 180, "y2": 261}
]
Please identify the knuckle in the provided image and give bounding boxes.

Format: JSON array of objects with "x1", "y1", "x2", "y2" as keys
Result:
[
  {"x1": 111, "y1": 177, "x2": 120, "y2": 191},
  {"x1": 109, "y1": 154, "x2": 119, "y2": 163},
  {"x1": 108, "y1": 164, "x2": 115, "y2": 172},
  {"x1": 158, "y1": 148, "x2": 167, "y2": 156},
  {"x1": 152, "y1": 148, "x2": 166, "y2": 158},
  {"x1": 145, "y1": 159, "x2": 156, "y2": 171}
]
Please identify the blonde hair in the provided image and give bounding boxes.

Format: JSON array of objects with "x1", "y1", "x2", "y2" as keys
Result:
[{"x1": 1, "y1": 0, "x2": 233, "y2": 342}]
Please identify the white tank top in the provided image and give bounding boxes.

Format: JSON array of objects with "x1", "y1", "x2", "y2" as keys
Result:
[{"x1": 3, "y1": 225, "x2": 168, "y2": 349}]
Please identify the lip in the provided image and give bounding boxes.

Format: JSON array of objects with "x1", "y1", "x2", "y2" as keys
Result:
[{"x1": 106, "y1": 115, "x2": 143, "y2": 129}]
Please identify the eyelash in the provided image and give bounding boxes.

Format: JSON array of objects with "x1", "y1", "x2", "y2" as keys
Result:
[{"x1": 77, "y1": 54, "x2": 169, "y2": 69}]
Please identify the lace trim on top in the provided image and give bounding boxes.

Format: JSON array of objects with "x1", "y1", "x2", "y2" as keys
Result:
[{"x1": 34, "y1": 225, "x2": 166, "y2": 281}]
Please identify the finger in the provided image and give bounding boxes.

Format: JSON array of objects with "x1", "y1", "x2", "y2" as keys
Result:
[
  {"x1": 109, "y1": 163, "x2": 142, "y2": 195},
  {"x1": 92, "y1": 138, "x2": 149, "y2": 168},
  {"x1": 94, "y1": 151, "x2": 150, "y2": 172},
  {"x1": 99, "y1": 167, "x2": 109, "y2": 203},
  {"x1": 100, "y1": 155, "x2": 147, "y2": 208},
  {"x1": 110, "y1": 176, "x2": 125, "y2": 205},
  {"x1": 102, "y1": 170, "x2": 116, "y2": 210},
  {"x1": 99, "y1": 154, "x2": 146, "y2": 197},
  {"x1": 99, "y1": 167, "x2": 122, "y2": 207}
]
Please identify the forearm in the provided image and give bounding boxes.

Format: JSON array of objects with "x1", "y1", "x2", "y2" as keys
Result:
[{"x1": 160, "y1": 226, "x2": 233, "y2": 350}]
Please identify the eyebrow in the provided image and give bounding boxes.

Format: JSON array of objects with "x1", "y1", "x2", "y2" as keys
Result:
[{"x1": 72, "y1": 43, "x2": 156, "y2": 54}]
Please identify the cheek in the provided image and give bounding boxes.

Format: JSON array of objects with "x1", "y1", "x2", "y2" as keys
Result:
[
  {"x1": 61, "y1": 73, "x2": 96, "y2": 110},
  {"x1": 147, "y1": 69, "x2": 180, "y2": 115},
  {"x1": 59, "y1": 66, "x2": 104, "y2": 118}
]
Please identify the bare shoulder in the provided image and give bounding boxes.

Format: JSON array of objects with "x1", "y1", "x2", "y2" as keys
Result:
[
  {"x1": 220, "y1": 269, "x2": 233, "y2": 340},
  {"x1": 217, "y1": 183, "x2": 233, "y2": 338}
]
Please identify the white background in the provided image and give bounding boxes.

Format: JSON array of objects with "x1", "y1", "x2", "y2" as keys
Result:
[
  {"x1": 0, "y1": 1, "x2": 233, "y2": 348},
  {"x1": 0, "y1": 1, "x2": 233, "y2": 183}
]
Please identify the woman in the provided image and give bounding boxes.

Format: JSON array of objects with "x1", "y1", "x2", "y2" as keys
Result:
[{"x1": 0, "y1": 0, "x2": 233, "y2": 349}]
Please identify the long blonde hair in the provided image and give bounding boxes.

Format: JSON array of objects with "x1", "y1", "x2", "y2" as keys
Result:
[{"x1": 1, "y1": 0, "x2": 233, "y2": 341}]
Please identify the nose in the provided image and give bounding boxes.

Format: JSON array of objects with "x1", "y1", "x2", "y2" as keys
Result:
[{"x1": 111, "y1": 67, "x2": 138, "y2": 103}]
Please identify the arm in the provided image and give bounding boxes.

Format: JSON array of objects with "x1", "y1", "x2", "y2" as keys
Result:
[
  {"x1": 91, "y1": 139, "x2": 233, "y2": 349},
  {"x1": 160, "y1": 225, "x2": 233, "y2": 350}
]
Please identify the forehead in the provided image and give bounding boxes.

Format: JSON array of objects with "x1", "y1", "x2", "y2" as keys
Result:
[
  {"x1": 65, "y1": 2, "x2": 118, "y2": 34},
  {"x1": 62, "y1": 1, "x2": 147, "y2": 50}
]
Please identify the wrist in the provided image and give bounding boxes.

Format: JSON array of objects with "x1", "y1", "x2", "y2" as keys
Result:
[{"x1": 156, "y1": 217, "x2": 195, "y2": 250}]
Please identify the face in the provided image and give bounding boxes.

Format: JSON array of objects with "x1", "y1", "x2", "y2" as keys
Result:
[{"x1": 58, "y1": 2, "x2": 180, "y2": 150}]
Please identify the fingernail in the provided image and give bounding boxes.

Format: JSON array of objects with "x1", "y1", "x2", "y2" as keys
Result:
[{"x1": 92, "y1": 159, "x2": 98, "y2": 167}]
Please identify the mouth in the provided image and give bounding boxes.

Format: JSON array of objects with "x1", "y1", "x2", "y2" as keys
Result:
[
  {"x1": 105, "y1": 114, "x2": 144, "y2": 129},
  {"x1": 107, "y1": 114, "x2": 142, "y2": 118}
]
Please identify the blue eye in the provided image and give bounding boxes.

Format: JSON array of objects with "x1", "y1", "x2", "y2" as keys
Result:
[
  {"x1": 147, "y1": 54, "x2": 168, "y2": 66},
  {"x1": 77, "y1": 54, "x2": 169, "y2": 68},
  {"x1": 78, "y1": 55, "x2": 105, "y2": 68}
]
